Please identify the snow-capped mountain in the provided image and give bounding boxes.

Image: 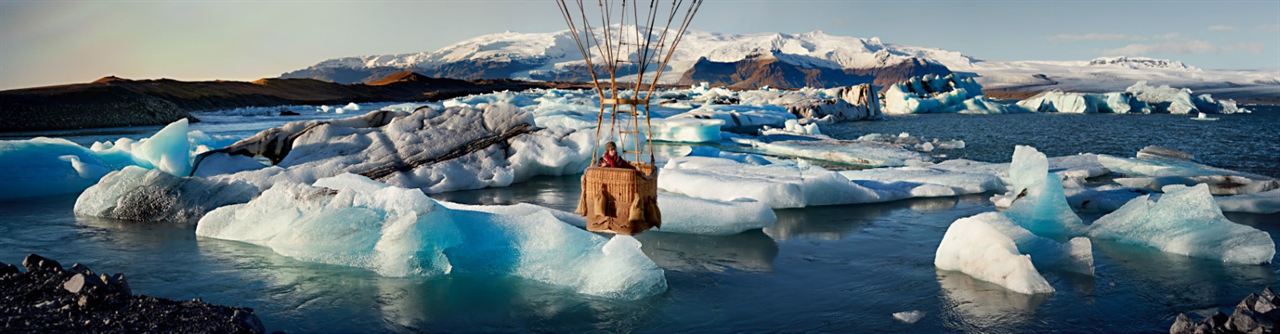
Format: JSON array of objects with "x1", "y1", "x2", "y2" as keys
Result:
[
  {"x1": 282, "y1": 26, "x2": 1279, "y2": 97},
  {"x1": 282, "y1": 27, "x2": 971, "y2": 88}
]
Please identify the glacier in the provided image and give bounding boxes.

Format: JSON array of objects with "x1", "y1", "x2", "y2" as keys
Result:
[
  {"x1": 1088, "y1": 184, "x2": 1276, "y2": 265},
  {"x1": 195, "y1": 173, "x2": 668, "y2": 300},
  {"x1": 0, "y1": 118, "x2": 196, "y2": 200}
]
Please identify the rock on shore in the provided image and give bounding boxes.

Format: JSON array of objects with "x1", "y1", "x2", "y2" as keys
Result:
[
  {"x1": 0, "y1": 254, "x2": 265, "y2": 333},
  {"x1": 1170, "y1": 287, "x2": 1280, "y2": 334}
]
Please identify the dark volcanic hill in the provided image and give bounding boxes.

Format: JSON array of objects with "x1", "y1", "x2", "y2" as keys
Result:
[{"x1": 0, "y1": 72, "x2": 557, "y2": 132}]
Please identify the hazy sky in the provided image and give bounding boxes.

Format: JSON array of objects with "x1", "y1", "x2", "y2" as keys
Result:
[{"x1": 1, "y1": 0, "x2": 1277, "y2": 90}]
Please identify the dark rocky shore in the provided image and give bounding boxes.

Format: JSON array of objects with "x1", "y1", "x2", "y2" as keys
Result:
[
  {"x1": 1, "y1": 254, "x2": 265, "y2": 333},
  {"x1": 1170, "y1": 287, "x2": 1280, "y2": 334},
  {"x1": 0, "y1": 71, "x2": 581, "y2": 132}
]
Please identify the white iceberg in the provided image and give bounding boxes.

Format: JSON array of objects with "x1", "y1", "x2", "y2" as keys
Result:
[
  {"x1": 934, "y1": 212, "x2": 1055, "y2": 295},
  {"x1": 659, "y1": 155, "x2": 999, "y2": 209},
  {"x1": 1088, "y1": 184, "x2": 1276, "y2": 265},
  {"x1": 74, "y1": 166, "x2": 259, "y2": 222},
  {"x1": 1124, "y1": 81, "x2": 1250, "y2": 114},
  {"x1": 196, "y1": 173, "x2": 668, "y2": 300},
  {"x1": 730, "y1": 135, "x2": 930, "y2": 167},
  {"x1": 1016, "y1": 91, "x2": 1150, "y2": 114},
  {"x1": 655, "y1": 193, "x2": 777, "y2": 236}
]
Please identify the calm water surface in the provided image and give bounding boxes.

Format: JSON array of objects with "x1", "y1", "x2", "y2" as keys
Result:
[{"x1": 1, "y1": 107, "x2": 1278, "y2": 332}]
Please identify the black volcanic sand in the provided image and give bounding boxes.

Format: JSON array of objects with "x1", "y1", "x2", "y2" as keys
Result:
[{"x1": 1, "y1": 254, "x2": 265, "y2": 333}]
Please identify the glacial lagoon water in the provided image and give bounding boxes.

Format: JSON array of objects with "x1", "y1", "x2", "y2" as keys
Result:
[{"x1": 1, "y1": 107, "x2": 1278, "y2": 332}]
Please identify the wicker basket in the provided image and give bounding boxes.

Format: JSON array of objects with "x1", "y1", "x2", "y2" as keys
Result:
[{"x1": 576, "y1": 163, "x2": 661, "y2": 235}]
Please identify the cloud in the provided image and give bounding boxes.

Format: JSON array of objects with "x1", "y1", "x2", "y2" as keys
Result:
[
  {"x1": 1102, "y1": 40, "x2": 1264, "y2": 56},
  {"x1": 1207, "y1": 25, "x2": 1236, "y2": 32},
  {"x1": 1259, "y1": 24, "x2": 1280, "y2": 32},
  {"x1": 1049, "y1": 33, "x2": 1140, "y2": 42}
]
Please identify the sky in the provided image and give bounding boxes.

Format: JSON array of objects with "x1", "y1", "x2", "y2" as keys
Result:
[{"x1": 1, "y1": 0, "x2": 1277, "y2": 90}]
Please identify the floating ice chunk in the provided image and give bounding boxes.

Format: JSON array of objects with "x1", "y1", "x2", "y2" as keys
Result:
[
  {"x1": 75, "y1": 166, "x2": 259, "y2": 222},
  {"x1": 659, "y1": 155, "x2": 993, "y2": 209},
  {"x1": 1097, "y1": 154, "x2": 1265, "y2": 179},
  {"x1": 760, "y1": 119, "x2": 822, "y2": 137},
  {"x1": 647, "y1": 118, "x2": 723, "y2": 143},
  {"x1": 934, "y1": 212, "x2": 1055, "y2": 295},
  {"x1": 659, "y1": 156, "x2": 876, "y2": 209},
  {"x1": 1216, "y1": 189, "x2": 1280, "y2": 214},
  {"x1": 1125, "y1": 81, "x2": 1199, "y2": 114},
  {"x1": 196, "y1": 173, "x2": 667, "y2": 300},
  {"x1": 0, "y1": 119, "x2": 199, "y2": 200},
  {"x1": 655, "y1": 193, "x2": 776, "y2": 236},
  {"x1": 981, "y1": 213, "x2": 1095, "y2": 276},
  {"x1": 893, "y1": 310, "x2": 925, "y2": 324},
  {"x1": 839, "y1": 166, "x2": 1005, "y2": 198},
  {"x1": 999, "y1": 146, "x2": 1087, "y2": 239},
  {"x1": 1016, "y1": 91, "x2": 1150, "y2": 114},
  {"x1": 1088, "y1": 184, "x2": 1276, "y2": 264},
  {"x1": 209, "y1": 103, "x2": 591, "y2": 194},
  {"x1": 731, "y1": 135, "x2": 929, "y2": 167},
  {"x1": 883, "y1": 74, "x2": 1011, "y2": 114},
  {"x1": 670, "y1": 104, "x2": 793, "y2": 130}
]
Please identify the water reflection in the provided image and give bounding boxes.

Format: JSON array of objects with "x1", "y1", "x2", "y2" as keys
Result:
[
  {"x1": 194, "y1": 235, "x2": 663, "y2": 332},
  {"x1": 767, "y1": 196, "x2": 983, "y2": 241},
  {"x1": 936, "y1": 270, "x2": 1048, "y2": 332},
  {"x1": 636, "y1": 230, "x2": 778, "y2": 273}
]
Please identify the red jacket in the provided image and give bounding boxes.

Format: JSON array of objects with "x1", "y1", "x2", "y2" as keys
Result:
[{"x1": 598, "y1": 152, "x2": 634, "y2": 169}]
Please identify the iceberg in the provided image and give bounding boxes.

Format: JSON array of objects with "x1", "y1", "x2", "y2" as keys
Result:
[
  {"x1": 935, "y1": 212, "x2": 1094, "y2": 294},
  {"x1": 996, "y1": 146, "x2": 1088, "y2": 239},
  {"x1": 934, "y1": 212, "x2": 1055, "y2": 295},
  {"x1": 659, "y1": 155, "x2": 998, "y2": 209},
  {"x1": 1088, "y1": 184, "x2": 1276, "y2": 265},
  {"x1": 0, "y1": 118, "x2": 195, "y2": 200},
  {"x1": 1124, "y1": 81, "x2": 1250, "y2": 114},
  {"x1": 838, "y1": 165, "x2": 1005, "y2": 198},
  {"x1": 196, "y1": 173, "x2": 668, "y2": 300},
  {"x1": 75, "y1": 166, "x2": 259, "y2": 223},
  {"x1": 1016, "y1": 91, "x2": 1151, "y2": 114},
  {"x1": 772, "y1": 84, "x2": 882, "y2": 122},
  {"x1": 883, "y1": 74, "x2": 1017, "y2": 114},
  {"x1": 655, "y1": 193, "x2": 777, "y2": 236},
  {"x1": 196, "y1": 103, "x2": 592, "y2": 194}
]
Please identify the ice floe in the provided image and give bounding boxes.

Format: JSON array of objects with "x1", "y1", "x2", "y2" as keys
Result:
[
  {"x1": 658, "y1": 155, "x2": 1000, "y2": 209},
  {"x1": 728, "y1": 134, "x2": 930, "y2": 167},
  {"x1": 655, "y1": 193, "x2": 777, "y2": 236},
  {"x1": 196, "y1": 173, "x2": 668, "y2": 300},
  {"x1": 1089, "y1": 184, "x2": 1275, "y2": 264}
]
